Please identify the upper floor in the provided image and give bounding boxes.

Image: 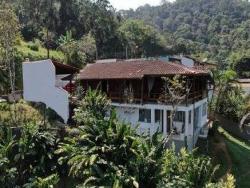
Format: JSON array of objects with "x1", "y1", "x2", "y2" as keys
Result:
[{"x1": 79, "y1": 59, "x2": 212, "y2": 105}]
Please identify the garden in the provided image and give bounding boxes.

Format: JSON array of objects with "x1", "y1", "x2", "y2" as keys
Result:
[{"x1": 0, "y1": 89, "x2": 235, "y2": 188}]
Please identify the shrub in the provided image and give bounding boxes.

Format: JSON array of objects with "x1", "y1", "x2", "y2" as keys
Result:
[
  {"x1": 23, "y1": 173, "x2": 59, "y2": 188},
  {"x1": 0, "y1": 124, "x2": 59, "y2": 186},
  {"x1": 57, "y1": 89, "x2": 224, "y2": 187},
  {"x1": 73, "y1": 88, "x2": 111, "y2": 125},
  {"x1": 27, "y1": 41, "x2": 40, "y2": 51},
  {"x1": 14, "y1": 124, "x2": 58, "y2": 184},
  {"x1": 0, "y1": 101, "x2": 43, "y2": 126}
]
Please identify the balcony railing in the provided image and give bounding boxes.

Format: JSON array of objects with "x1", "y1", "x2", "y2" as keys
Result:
[{"x1": 107, "y1": 90, "x2": 204, "y2": 104}]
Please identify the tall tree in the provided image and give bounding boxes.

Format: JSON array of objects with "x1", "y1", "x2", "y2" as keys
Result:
[
  {"x1": 0, "y1": 3, "x2": 20, "y2": 94},
  {"x1": 119, "y1": 19, "x2": 166, "y2": 58}
]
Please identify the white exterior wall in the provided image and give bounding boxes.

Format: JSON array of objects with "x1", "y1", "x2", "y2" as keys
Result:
[
  {"x1": 112, "y1": 98, "x2": 208, "y2": 150},
  {"x1": 23, "y1": 60, "x2": 69, "y2": 123}
]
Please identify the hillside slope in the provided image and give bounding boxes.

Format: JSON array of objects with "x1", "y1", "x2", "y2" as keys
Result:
[{"x1": 121, "y1": 0, "x2": 250, "y2": 64}]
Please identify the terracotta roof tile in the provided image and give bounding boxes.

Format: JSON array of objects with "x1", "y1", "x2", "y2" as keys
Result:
[{"x1": 79, "y1": 60, "x2": 208, "y2": 80}]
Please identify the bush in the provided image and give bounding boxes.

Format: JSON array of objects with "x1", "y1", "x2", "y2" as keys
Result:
[
  {"x1": 0, "y1": 102, "x2": 8, "y2": 111},
  {"x1": 57, "y1": 89, "x2": 226, "y2": 187},
  {"x1": 23, "y1": 173, "x2": 59, "y2": 188},
  {"x1": 0, "y1": 124, "x2": 59, "y2": 186},
  {"x1": 27, "y1": 40, "x2": 40, "y2": 51},
  {"x1": 0, "y1": 101, "x2": 43, "y2": 126}
]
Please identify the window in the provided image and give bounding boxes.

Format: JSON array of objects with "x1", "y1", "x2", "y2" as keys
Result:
[
  {"x1": 174, "y1": 111, "x2": 185, "y2": 122},
  {"x1": 139, "y1": 109, "x2": 151, "y2": 123},
  {"x1": 155, "y1": 109, "x2": 161, "y2": 123},
  {"x1": 189, "y1": 110, "x2": 192, "y2": 124},
  {"x1": 202, "y1": 103, "x2": 207, "y2": 116},
  {"x1": 155, "y1": 109, "x2": 163, "y2": 132},
  {"x1": 194, "y1": 107, "x2": 200, "y2": 129}
]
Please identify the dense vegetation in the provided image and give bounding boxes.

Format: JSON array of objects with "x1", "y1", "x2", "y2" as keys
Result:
[
  {"x1": 0, "y1": 0, "x2": 249, "y2": 186},
  {"x1": 122, "y1": 0, "x2": 250, "y2": 67},
  {"x1": 0, "y1": 89, "x2": 235, "y2": 187},
  {"x1": 1, "y1": 0, "x2": 250, "y2": 94}
]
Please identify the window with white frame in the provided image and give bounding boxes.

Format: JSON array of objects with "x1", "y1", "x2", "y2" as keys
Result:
[
  {"x1": 173, "y1": 111, "x2": 185, "y2": 134},
  {"x1": 139, "y1": 109, "x2": 151, "y2": 123},
  {"x1": 155, "y1": 109, "x2": 161, "y2": 123},
  {"x1": 174, "y1": 111, "x2": 185, "y2": 122},
  {"x1": 202, "y1": 103, "x2": 207, "y2": 116}
]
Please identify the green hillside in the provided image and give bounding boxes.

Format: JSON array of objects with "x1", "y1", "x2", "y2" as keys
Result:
[{"x1": 121, "y1": 0, "x2": 250, "y2": 65}]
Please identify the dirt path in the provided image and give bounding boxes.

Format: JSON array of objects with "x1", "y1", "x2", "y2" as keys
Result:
[{"x1": 212, "y1": 133, "x2": 232, "y2": 177}]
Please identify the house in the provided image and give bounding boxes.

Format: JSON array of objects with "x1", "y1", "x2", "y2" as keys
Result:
[
  {"x1": 22, "y1": 57, "x2": 212, "y2": 150},
  {"x1": 79, "y1": 59, "x2": 213, "y2": 150},
  {"x1": 22, "y1": 59, "x2": 79, "y2": 123}
]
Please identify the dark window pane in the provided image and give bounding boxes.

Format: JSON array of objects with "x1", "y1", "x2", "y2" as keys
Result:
[{"x1": 139, "y1": 109, "x2": 151, "y2": 123}]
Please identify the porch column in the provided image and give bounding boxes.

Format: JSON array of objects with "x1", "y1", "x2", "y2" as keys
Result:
[
  {"x1": 163, "y1": 108, "x2": 167, "y2": 136},
  {"x1": 185, "y1": 110, "x2": 189, "y2": 135},
  {"x1": 151, "y1": 108, "x2": 155, "y2": 135},
  {"x1": 191, "y1": 107, "x2": 195, "y2": 149}
]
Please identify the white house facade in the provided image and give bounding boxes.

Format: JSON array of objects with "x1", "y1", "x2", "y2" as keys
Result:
[
  {"x1": 22, "y1": 59, "x2": 78, "y2": 123},
  {"x1": 79, "y1": 59, "x2": 212, "y2": 150}
]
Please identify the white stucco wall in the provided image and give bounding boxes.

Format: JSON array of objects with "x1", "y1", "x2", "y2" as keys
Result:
[
  {"x1": 112, "y1": 98, "x2": 208, "y2": 150},
  {"x1": 23, "y1": 59, "x2": 69, "y2": 123}
]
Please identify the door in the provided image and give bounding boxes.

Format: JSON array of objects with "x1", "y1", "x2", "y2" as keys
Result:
[{"x1": 155, "y1": 109, "x2": 163, "y2": 133}]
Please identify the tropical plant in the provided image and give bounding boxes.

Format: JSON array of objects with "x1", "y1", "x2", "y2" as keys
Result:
[
  {"x1": 212, "y1": 69, "x2": 247, "y2": 121},
  {"x1": 73, "y1": 88, "x2": 111, "y2": 125},
  {"x1": 13, "y1": 124, "x2": 57, "y2": 185},
  {"x1": 206, "y1": 174, "x2": 235, "y2": 188},
  {"x1": 57, "y1": 89, "x2": 225, "y2": 187},
  {"x1": 23, "y1": 173, "x2": 59, "y2": 188},
  {"x1": 57, "y1": 110, "x2": 141, "y2": 187},
  {"x1": 58, "y1": 32, "x2": 96, "y2": 67},
  {"x1": 159, "y1": 148, "x2": 218, "y2": 188},
  {"x1": 0, "y1": 126, "x2": 17, "y2": 187}
]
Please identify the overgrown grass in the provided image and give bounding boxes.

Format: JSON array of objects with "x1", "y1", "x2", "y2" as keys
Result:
[
  {"x1": 218, "y1": 127, "x2": 250, "y2": 188},
  {"x1": 0, "y1": 100, "x2": 44, "y2": 126},
  {"x1": 16, "y1": 40, "x2": 64, "y2": 61}
]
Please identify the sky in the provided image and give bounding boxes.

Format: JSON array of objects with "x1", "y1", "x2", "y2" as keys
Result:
[{"x1": 109, "y1": 0, "x2": 174, "y2": 10}]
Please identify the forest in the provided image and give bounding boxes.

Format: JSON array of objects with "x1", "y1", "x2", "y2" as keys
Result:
[
  {"x1": 0, "y1": 0, "x2": 250, "y2": 187},
  {"x1": 122, "y1": 0, "x2": 250, "y2": 67}
]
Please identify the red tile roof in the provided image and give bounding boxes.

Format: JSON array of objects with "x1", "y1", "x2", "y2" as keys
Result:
[
  {"x1": 52, "y1": 60, "x2": 79, "y2": 74},
  {"x1": 78, "y1": 60, "x2": 209, "y2": 80}
]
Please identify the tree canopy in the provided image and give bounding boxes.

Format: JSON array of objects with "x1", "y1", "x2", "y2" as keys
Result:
[{"x1": 121, "y1": 0, "x2": 250, "y2": 65}]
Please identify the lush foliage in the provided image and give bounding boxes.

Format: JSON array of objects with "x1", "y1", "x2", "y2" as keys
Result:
[
  {"x1": 57, "y1": 89, "x2": 234, "y2": 187},
  {"x1": 118, "y1": 19, "x2": 167, "y2": 57},
  {"x1": 0, "y1": 101, "x2": 43, "y2": 126},
  {"x1": 73, "y1": 88, "x2": 111, "y2": 125},
  {"x1": 58, "y1": 32, "x2": 96, "y2": 68},
  {"x1": 0, "y1": 124, "x2": 58, "y2": 187},
  {"x1": 0, "y1": 2, "x2": 20, "y2": 94},
  {"x1": 121, "y1": 0, "x2": 250, "y2": 65},
  {"x1": 211, "y1": 69, "x2": 247, "y2": 121},
  {"x1": 0, "y1": 89, "x2": 236, "y2": 187}
]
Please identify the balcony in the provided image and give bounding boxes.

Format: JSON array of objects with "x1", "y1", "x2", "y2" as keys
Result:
[{"x1": 107, "y1": 90, "x2": 204, "y2": 105}]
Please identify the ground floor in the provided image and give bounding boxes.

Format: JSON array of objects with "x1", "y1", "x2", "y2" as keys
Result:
[{"x1": 112, "y1": 98, "x2": 209, "y2": 150}]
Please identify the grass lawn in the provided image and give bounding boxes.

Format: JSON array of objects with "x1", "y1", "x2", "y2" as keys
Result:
[
  {"x1": 217, "y1": 127, "x2": 250, "y2": 188},
  {"x1": 16, "y1": 40, "x2": 64, "y2": 61}
]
